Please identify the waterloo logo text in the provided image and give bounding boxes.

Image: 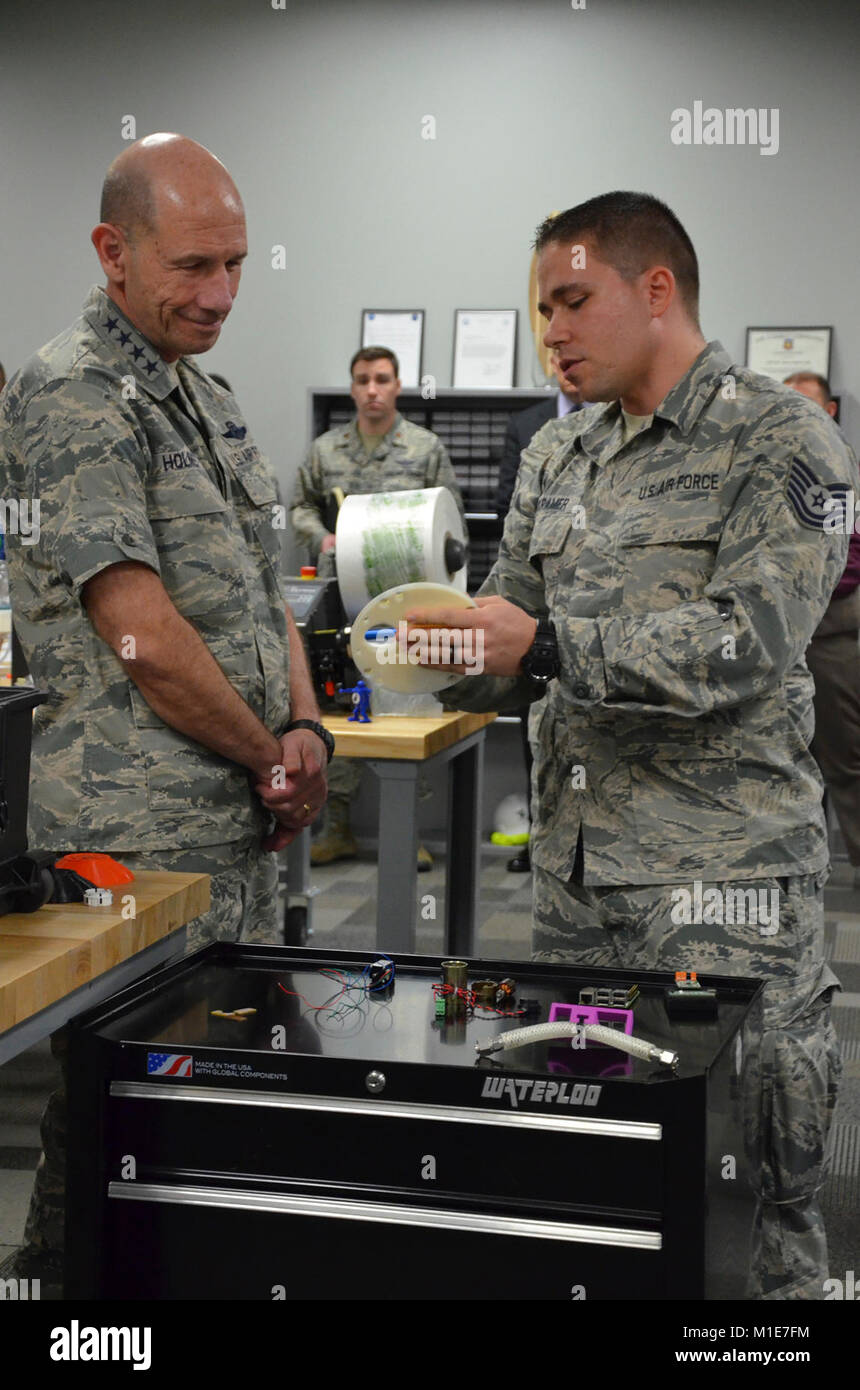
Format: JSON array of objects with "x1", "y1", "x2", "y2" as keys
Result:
[{"x1": 481, "y1": 1076, "x2": 602, "y2": 1109}]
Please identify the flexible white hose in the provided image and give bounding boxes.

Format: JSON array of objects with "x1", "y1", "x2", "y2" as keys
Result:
[
  {"x1": 583, "y1": 1024, "x2": 667, "y2": 1059},
  {"x1": 475, "y1": 1020, "x2": 677, "y2": 1068}
]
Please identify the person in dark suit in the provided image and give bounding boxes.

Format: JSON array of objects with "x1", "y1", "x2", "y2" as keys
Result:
[
  {"x1": 495, "y1": 352, "x2": 583, "y2": 517},
  {"x1": 496, "y1": 353, "x2": 584, "y2": 871}
]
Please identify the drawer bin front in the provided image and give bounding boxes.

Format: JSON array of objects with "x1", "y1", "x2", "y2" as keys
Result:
[
  {"x1": 104, "y1": 1181, "x2": 665, "y2": 1300},
  {"x1": 108, "y1": 1082, "x2": 664, "y2": 1216}
]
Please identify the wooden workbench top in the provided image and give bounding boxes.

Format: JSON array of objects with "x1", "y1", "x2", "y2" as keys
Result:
[
  {"x1": 323, "y1": 710, "x2": 496, "y2": 760},
  {"x1": 0, "y1": 870, "x2": 210, "y2": 1032}
]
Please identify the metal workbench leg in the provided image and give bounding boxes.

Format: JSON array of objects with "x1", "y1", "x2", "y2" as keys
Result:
[
  {"x1": 445, "y1": 732, "x2": 485, "y2": 957},
  {"x1": 283, "y1": 828, "x2": 312, "y2": 945},
  {"x1": 369, "y1": 760, "x2": 419, "y2": 952}
]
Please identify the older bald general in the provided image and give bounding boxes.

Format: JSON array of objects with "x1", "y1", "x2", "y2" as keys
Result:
[{"x1": 92, "y1": 132, "x2": 247, "y2": 362}]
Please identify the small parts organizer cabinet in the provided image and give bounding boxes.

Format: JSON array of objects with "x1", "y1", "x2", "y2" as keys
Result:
[{"x1": 66, "y1": 944, "x2": 763, "y2": 1301}]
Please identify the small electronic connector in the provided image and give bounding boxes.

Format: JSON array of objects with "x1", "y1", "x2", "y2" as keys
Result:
[
  {"x1": 579, "y1": 984, "x2": 639, "y2": 1009},
  {"x1": 517, "y1": 999, "x2": 541, "y2": 1019},
  {"x1": 431, "y1": 980, "x2": 526, "y2": 1021},
  {"x1": 368, "y1": 956, "x2": 395, "y2": 998},
  {"x1": 664, "y1": 971, "x2": 718, "y2": 1018},
  {"x1": 495, "y1": 978, "x2": 517, "y2": 1009}
]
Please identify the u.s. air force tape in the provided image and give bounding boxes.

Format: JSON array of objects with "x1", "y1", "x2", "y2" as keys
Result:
[{"x1": 785, "y1": 457, "x2": 851, "y2": 531}]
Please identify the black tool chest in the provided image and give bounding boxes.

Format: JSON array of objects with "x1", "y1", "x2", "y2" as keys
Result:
[{"x1": 65, "y1": 944, "x2": 762, "y2": 1300}]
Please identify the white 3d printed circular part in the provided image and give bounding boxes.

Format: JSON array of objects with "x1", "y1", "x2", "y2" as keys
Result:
[
  {"x1": 350, "y1": 581, "x2": 477, "y2": 694},
  {"x1": 83, "y1": 887, "x2": 113, "y2": 907}
]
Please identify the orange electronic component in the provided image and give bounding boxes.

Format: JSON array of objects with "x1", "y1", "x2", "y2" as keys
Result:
[{"x1": 54, "y1": 853, "x2": 135, "y2": 887}]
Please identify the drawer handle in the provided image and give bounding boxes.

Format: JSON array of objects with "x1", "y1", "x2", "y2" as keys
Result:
[
  {"x1": 109, "y1": 1082, "x2": 662, "y2": 1142},
  {"x1": 108, "y1": 1182, "x2": 662, "y2": 1250}
]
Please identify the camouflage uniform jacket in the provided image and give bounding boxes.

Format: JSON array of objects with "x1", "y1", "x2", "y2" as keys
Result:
[
  {"x1": 444, "y1": 341, "x2": 858, "y2": 885},
  {"x1": 0, "y1": 286, "x2": 291, "y2": 852},
  {"x1": 290, "y1": 412, "x2": 465, "y2": 558}
]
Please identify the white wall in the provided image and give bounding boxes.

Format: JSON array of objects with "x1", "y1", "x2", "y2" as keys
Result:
[{"x1": 3, "y1": 0, "x2": 859, "y2": 519}]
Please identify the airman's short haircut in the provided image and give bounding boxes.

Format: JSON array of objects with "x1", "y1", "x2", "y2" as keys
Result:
[
  {"x1": 535, "y1": 191, "x2": 701, "y2": 326},
  {"x1": 350, "y1": 346, "x2": 399, "y2": 379}
]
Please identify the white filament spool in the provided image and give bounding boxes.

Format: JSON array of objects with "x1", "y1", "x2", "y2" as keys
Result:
[
  {"x1": 335, "y1": 487, "x2": 467, "y2": 622},
  {"x1": 350, "y1": 582, "x2": 477, "y2": 694}
]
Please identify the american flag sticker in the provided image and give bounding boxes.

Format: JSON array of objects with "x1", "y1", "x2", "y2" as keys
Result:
[{"x1": 147, "y1": 1052, "x2": 193, "y2": 1078}]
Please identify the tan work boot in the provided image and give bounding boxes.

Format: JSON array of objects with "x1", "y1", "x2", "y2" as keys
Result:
[{"x1": 311, "y1": 797, "x2": 358, "y2": 865}]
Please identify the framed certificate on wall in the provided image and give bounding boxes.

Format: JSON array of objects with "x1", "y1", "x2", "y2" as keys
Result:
[
  {"x1": 452, "y1": 309, "x2": 517, "y2": 389},
  {"x1": 361, "y1": 310, "x2": 424, "y2": 388},
  {"x1": 745, "y1": 327, "x2": 832, "y2": 382}
]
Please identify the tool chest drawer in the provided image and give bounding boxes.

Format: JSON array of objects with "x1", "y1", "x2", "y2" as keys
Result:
[
  {"x1": 103, "y1": 1184, "x2": 665, "y2": 1301},
  {"x1": 106, "y1": 1082, "x2": 665, "y2": 1217}
]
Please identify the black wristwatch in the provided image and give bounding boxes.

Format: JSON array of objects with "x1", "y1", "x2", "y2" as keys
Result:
[
  {"x1": 520, "y1": 618, "x2": 560, "y2": 688},
  {"x1": 284, "y1": 720, "x2": 335, "y2": 763}
]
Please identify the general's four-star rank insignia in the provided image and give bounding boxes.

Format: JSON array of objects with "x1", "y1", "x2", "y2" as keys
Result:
[{"x1": 786, "y1": 457, "x2": 850, "y2": 530}]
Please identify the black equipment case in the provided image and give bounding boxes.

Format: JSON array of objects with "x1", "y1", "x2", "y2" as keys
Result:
[
  {"x1": 0, "y1": 685, "x2": 51, "y2": 915},
  {"x1": 65, "y1": 943, "x2": 763, "y2": 1301}
]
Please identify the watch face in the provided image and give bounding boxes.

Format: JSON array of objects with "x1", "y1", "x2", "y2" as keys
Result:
[
  {"x1": 523, "y1": 626, "x2": 559, "y2": 682},
  {"x1": 527, "y1": 662, "x2": 553, "y2": 682}
]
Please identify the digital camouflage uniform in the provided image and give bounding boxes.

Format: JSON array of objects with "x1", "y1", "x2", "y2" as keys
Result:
[
  {"x1": 444, "y1": 341, "x2": 858, "y2": 1299},
  {"x1": 291, "y1": 413, "x2": 465, "y2": 801},
  {"x1": 0, "y1": 286, "x2": 294, "y2": 1261}
]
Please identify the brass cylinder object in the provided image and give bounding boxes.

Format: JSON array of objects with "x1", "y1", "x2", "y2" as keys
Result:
[{"x1": 441, "y1": 959, "x2": 468, "y2": 990}]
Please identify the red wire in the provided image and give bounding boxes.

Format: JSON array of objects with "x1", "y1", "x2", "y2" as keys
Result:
[
  {"x1": 431, "y1": 983, "x2": 524, "y2": 1018},
  {"x1": 278, "y1": 972, "x2": 351, "y2": 1013}
]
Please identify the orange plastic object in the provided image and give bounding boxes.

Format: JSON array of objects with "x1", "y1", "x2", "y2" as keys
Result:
[
  {"x1": 300, "y1": 566, "x2": 317, "y2": 578},
  {"x1": 54, "y1": 852, "x2": 135, "y2": 886}
]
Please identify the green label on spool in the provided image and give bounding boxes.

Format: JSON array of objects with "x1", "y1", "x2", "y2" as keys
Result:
[{"x1": 362, "y1": 522, "x2": 425, "y2": 597}]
